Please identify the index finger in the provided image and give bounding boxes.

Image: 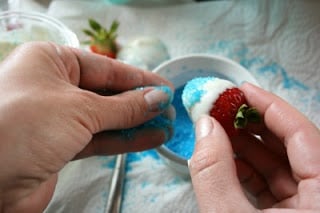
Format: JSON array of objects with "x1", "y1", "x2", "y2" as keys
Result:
[
  {"x1": 240, "y1": 83, "x2": 320, "y2": 179},
  {"x1": 70, "y1": 47, "x2": 173, "y2": 91}
]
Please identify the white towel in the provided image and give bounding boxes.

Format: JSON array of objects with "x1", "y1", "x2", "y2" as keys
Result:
[{"x1": 16, "y1": 0, "x2": 318, "y2": 212}]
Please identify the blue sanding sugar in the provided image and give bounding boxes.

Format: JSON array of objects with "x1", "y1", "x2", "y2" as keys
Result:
[
  {"x1": 164, "y1": 86, "x2": 195, "y2": 159},
  {"x1": 182, "y1": 77, "x2": 214, "y2": 109},
  {"x1": 121, "y1": 113, "x2": 173, "y2": 141}
]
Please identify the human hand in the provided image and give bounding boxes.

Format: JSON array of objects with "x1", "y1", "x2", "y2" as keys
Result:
[
  {"x1": 0, "y1": 42, "x2": 175, "y2": 212},
  {"x1": 189, "y1": 83, "x2": 320, "y2": 212}
]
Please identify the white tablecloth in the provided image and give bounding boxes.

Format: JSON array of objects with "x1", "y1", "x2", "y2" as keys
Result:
[{"x1": 12, "y1": 0, "x2": 320, "y2": 212}]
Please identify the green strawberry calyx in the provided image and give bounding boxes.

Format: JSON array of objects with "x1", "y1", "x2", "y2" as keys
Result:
[
  {"x1": 234, "y1": 104, "x2": 261, "y2": 129},
  {"x1": 83, "y1": 18, "x2": 119, "y2": 53}
]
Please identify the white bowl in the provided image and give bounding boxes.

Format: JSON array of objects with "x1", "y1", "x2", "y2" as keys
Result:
[
  {"x1": 153, "y1": 54, "x2": 259, "y2": 177},
  {"x1": 0, "y1": 10, "x2": 79, "y2": 61}
]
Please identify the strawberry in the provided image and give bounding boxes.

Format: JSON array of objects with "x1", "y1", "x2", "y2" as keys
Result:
[
  {"x1": 182, "y1": 77, "x2": 260, "y2": 137},
  {"x1": 83, "y1": 18, "x2": 119, "y2": 58},
  {"x1": 209, "y1": 87, "x2": 260, "y2": 136}
]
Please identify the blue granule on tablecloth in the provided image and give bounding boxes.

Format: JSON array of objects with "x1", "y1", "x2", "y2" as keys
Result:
[{"x1": 164, "y1": 86, "x2": 195, "y2": 159}]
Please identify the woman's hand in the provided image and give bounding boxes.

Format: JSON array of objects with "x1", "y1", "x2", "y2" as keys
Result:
[
  {"x1": 189, "y1": 83, "x2": 320, "y2": 212},
  {"x1": 0, "y1": 42, "x2": 175, "y2": 213}
]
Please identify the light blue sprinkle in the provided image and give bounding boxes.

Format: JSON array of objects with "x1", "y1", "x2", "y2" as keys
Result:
[
  {"x1": 155, "y1": 85, "x2": 174, "y2": 111},
  {"x1": 258, "y1": 63, "x2": 309, "y2": 90},
  {"x1": 100, "y1": 156, "x2": 116, "y2": 169},
  {"x1": 165, "y1": 176, "x2": 186, "y2": 188},
  {"x1": 258, "y1": 64, "x2": 279, "y2": 74},
  {"x1": 141, "y1": 181, "x2": 150, "y2": 188},
  {"x1": 126, "y1": 150, "x2": 161, "y2": 172},
  {"x1": 236, "y1": 46, "x2": 249, "y2": 58},
  {"x1": 316, "y1": 93, "x2": 320, "y2": 102},
  {"x1": 279, "y1": 66, "x2": 309, "y2": 90},
  {"x1": 149, "y1": 195, "x2": 158, "y2": 203},
  {"x1": 102, "y1": 191, "x2": 108, "y2": 198},
  {"x1": 240, "y1": 57, "x2": 264, "y2": 68},
  {"x1": 182, "y1": 77, "x2": 214, "y2": 109},
  {"x1": 217, "y1": 40, "x2": 229, "y2": 49}
]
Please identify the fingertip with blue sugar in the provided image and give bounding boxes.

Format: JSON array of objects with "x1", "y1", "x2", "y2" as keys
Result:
[{"x1": 141, "y1": 85, "x2": 174, "y2": 112}]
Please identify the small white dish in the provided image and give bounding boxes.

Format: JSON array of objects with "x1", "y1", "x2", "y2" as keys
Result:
[{"x1": 153, "y1": 54, "x2": 259, "y2": 177}]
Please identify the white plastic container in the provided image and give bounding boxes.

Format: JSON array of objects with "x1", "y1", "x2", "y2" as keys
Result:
[
  {"x1": 0, "y1": 10, "x2": 79, "y2": 61},
  {"x1": 153, "y1": 54, "x2": 259, "y2": 177}
]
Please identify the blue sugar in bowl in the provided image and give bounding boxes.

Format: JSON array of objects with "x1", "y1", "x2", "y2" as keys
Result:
[{"x1": 153, "y1": 54, "x2": 259, "y2": 177}]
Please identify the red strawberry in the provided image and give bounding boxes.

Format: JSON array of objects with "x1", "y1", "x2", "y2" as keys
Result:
[
  {"x1": 83, "y1": 18, "x2": 119, "y2": 58},
  {"x1": 209, "y1": 87, "x2": 260, "y2": 137}
]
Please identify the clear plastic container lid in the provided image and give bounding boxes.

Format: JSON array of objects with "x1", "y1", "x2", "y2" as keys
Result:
[{"x1": 0, "y1": 10, "x2": 79, "y2": 61}]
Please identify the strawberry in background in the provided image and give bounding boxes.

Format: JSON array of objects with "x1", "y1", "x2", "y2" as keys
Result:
[{"x1": 83, "y1": 18, "x2": 119, "y2": 58}]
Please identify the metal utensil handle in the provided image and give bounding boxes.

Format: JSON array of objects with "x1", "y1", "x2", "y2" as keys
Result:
[{"x1": 105, "y1": 154, "x2": 127, "y2": 213}]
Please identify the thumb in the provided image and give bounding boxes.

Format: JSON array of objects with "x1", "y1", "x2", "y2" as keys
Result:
[
  {"x1": 83, "y1": 85, "x2": 174, "y2": 132},
  {"x1": 189, "y1": 115, "x2": 254, "y2": 212}
]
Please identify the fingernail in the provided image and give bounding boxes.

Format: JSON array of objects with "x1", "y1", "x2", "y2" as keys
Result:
[
  {"x1": 196, "y1": 115, "x2": 213, "y2": 141},
  {"x1": 144, "y1": 86, "x2": 173, "y2": 112}
]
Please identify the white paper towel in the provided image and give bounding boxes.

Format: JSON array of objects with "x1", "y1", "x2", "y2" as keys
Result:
[
  {"x1": 46, "y1": 0, "x2": 320, "y2": 124},
  {"x1": 13, "y1": 0, "x2": 318, "y2": 212}
]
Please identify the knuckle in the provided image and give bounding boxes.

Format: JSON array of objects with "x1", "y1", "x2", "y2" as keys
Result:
[
  {"x1": 190, "y1": 147, "x2": 219, "y2": 176},
  {"x1": 118, "y1": 98, "x2": 144, "y2": 128},
  {"x1": 68, "y1": 90, "x2": 98, "y2": 132}
]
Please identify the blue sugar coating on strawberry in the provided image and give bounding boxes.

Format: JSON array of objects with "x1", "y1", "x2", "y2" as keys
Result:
[{"x1": 182, "y1": 77, "x2": 215, "y2": 110}]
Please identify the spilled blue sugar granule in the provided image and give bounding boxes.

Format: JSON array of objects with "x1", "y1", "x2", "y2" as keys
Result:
[
  {"x1": 164, "y1": 86, "x2": 195, "y2": 159},
  {"x1": 127, "y1": 150, "x2": 160, "y2": 163}
]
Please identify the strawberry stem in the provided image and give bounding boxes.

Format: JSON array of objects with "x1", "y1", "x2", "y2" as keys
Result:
[
  {"x1": 234, "y1": 104, "x2": 261, "y2": 129},
  {"x1": 82, "y1": 18, "x2": 119, "y2": 58},
  {"x1": 89, "y1": 18, "x2": 102, "y2": 32}
]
